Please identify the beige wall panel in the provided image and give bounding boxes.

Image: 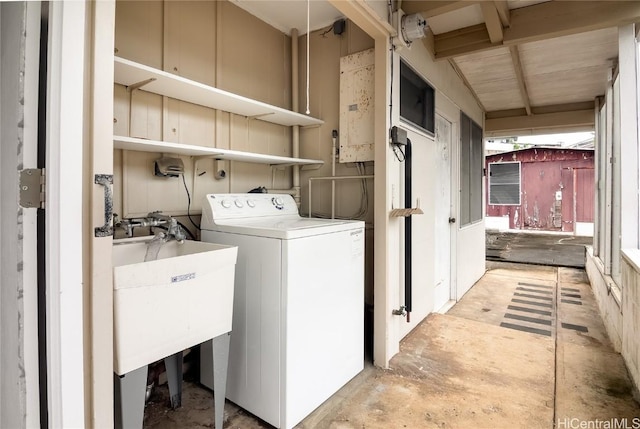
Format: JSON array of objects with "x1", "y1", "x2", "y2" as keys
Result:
[
  {"x1": 299, "y1": 126, "x2": 323, "y2": 162},
  {"x1": 113, "y1": 84, "x2": 129, "y2": 136},
  {"x1": 164, "y1": 98, "x2": 216, "y2": 146},
  {"x1": 335, "y1": 164, "x2": 374, "y2": 219},
  {"x1": 114, "y1": 0, "x2": 163, "y2": 68},
  {"x1": 229, "y1": 162, "x2": 273, "y2": 193},
  {"x1": 248, "y1": 120, "x2": 290, "y2": 157},
  {"x1": 299, "y1": 24, "x2": 375, "y2": 221},
  {"x1": 192, "y1": 158, "x2": 230, "y2": 209},
  {"x1": 227, "y1": 117, "x2": 289, "y2": 192},
  {"x1": 344, "y1": 20, "x2": 376, "y2": 57},
  {"x1": 129, "y1": 90, "x2": 162, "y2": 140},
  {"x1": 122, "y1": 151, "x2": 194, "y2": 217},
  {"x1": 229, "y1": 114, "x2": 249, "y2": 152},
  {"x1": 217, "y1": 1, "x2": 290, "y2": 108},
  {"x1": 216, "y1": 111, "x2": 231, "y2": 150},
  {"x1": 164, "y1": 1, "x2": 216, "y2": 86}
]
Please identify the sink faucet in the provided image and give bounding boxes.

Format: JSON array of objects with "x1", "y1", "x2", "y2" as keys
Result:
[
  {"x1": 147, "y1": 211, "x2": 187, "y2": 242},
  {"x1": 114, "y1": 212, "x2": 187, "y2": 242}
]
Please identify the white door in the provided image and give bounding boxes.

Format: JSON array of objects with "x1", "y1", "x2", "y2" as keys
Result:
[{"x1": 433, "y1": 114, "x2": 453, "y2": 311}]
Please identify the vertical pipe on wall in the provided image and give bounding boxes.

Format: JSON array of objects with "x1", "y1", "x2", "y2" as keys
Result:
[
  {"x1": 404, "y1": 140, "x2": 412, "y2": 319},
  {"x1": 291, "y1": 28, "x2": 301, "y2": 205},
  {"x1": 593, "y1": 96, "x2": 601, "y2": 257},
  {"x1": 331, "y1": 130, "x2": 337, "y2": 219}
]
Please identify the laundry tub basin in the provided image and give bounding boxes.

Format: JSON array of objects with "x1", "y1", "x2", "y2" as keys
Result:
[{"x1": 113, "y1": 237, "x2": 237, "y2": 375}]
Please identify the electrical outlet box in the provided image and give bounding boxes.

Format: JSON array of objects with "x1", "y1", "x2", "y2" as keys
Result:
[{"x1": 390, "y1": 126, "x2": 407, "y2": 146}]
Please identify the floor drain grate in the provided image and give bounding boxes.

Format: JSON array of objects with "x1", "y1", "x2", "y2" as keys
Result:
[
  {"x1": 499, "y1": 322, "x2": 552, "y2": 337},
  {"x1": 500, "y1": 282, "x2": 556, "y2": 337},
  {"x1": 511, "y1": 298, "x2": 553, "y2": 308},
  {"x1": 561, "y1": 322, "x2": 588, "y2": 333}
]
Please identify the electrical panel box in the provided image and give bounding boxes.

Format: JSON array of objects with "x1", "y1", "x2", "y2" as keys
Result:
[{"x1": 339, "y1": 48, "x2": 375, "y2": 163}]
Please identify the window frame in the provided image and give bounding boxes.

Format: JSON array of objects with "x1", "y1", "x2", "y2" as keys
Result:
[
  {"x1": 488, "y1": 161, "x2": 522, "y2": 206},
  {"x1": 399, "y1": 59, "x2": 435, "y2": 136},
  {"x1": 459, "y1": 112, "x2": 483, "y2": 227}
]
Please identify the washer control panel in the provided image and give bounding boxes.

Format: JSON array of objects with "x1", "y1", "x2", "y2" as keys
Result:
[{"x1": 204, "y1": 193, "x2": 299, "y2": 220}]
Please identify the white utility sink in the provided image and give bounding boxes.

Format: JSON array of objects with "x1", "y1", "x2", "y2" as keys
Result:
[{"x1": 112, "y1": 237, "x2": 238, "y2": 375}]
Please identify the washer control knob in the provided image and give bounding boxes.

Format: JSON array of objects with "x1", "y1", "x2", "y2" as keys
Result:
[
  {"x1": 221, "y1": 199, "x2": 232, "y2": 208},
  {"x1": 246, "y1": 199, "x2": 256, "y2": 208},
  {"x1": 234, "y1": 199, "x2": 244, "y2": 208},
  {"x1": 272, "y1": 197, "x2": 284, "y2": 210}
]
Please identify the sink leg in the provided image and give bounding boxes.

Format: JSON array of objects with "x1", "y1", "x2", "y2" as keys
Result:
[
  {"x1": 114, "y1": 366, "x2": 148, "y2": 429},
  {"x1": 212, "y1": 332, "x2": 231, "y2": 429},
  {"x1": 164, "y1": 351, "x2": 183, "y2": 409}
]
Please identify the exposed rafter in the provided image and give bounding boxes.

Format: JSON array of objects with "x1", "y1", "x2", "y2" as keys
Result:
[
  {"x1": 434, "y1": 24, "x2": 500, "y2": 59},
  {"x1": 508, "y1": 45, "x2": 531, "y2": 116},
  {"x1": 494, "y1": 1, "x2": 510, "y2": 28},
  {"x1": 480, "y1": 2, "x2": 503, "y2": 43},
  {"x1": 431, "y1": 1, "x2": 640, "y2": 60},
  {"x1": 328, "y1": 0, "x2": 395, "y2": 38},
  {"x1": 486, "y1": 101, "x2": 596, "y2": 120},
  {"x1": 485, "y1": 101, "x2": 595, "y2": 135}
]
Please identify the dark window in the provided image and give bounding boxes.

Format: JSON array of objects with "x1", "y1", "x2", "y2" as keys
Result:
[
  {"x1": 489, "y1": 162, "x2": 521, "y2": 205},
  {"x1": 400, "y1": 60, "x2": 435, "y2": 134},
  {"x1": 460, "y1": 112, "x2": 483, "y2": 226}
]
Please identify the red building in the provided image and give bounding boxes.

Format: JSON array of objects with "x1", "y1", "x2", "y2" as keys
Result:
[{"x1": 485, "y1": 147, "x2": 595, "y2": 235}]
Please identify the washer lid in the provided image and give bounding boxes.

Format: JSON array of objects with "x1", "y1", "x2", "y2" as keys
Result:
[{"x1": 210, "y1": 216, "x2": 364, "y2": 239}]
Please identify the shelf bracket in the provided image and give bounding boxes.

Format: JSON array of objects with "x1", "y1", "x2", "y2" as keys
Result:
[
  {"x1": 247, "y1": 112, "x2": 276, "y2": 120},
  {"x1": 301, "y1": 164, "x2": 323, "y2": 171},
  {"x1": 193, "y1": 154, "x2": 225, "y2": 162},
  {"x1": 126, "y1": 77, "x2": 157, "y2": 93}
]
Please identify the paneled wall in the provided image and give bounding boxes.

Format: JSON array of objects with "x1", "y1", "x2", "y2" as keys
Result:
[
  {"x1": 113, "y1": 0, "x2": 375, "y2": 224},
  {"x1": 113, "y1": 0, "x2": 294, "y2": 218}
]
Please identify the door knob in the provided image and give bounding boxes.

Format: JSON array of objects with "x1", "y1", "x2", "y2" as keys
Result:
[{"x1": 448, "y1": 217, "x2": 456, "y2": 224}]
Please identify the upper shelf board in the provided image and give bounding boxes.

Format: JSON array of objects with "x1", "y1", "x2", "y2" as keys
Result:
[
  {"x1": 113, "y1": 135, "x2": 324, "y2": 166},
  {"x1": 114, "y1": 57, "x2": 324, "y2": 127}
]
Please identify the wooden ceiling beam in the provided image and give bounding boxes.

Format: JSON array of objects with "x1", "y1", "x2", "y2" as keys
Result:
[
  {"x1": 509, "y1": 45, "x2": 531, "y2": 116},
  {"x1": 480, "y1": 2, "x2": 503, "y2": 43},
  {"x1": 485, "y1": 109, "x2": 595, "y2": 135},
  {"x1": 494, "y1": 1, "x2": 510, "y2": 28},
  {"x1": 433, "y1": 1, "x2": 640, "y2": 60},
  {"x1": 434, "y1": 23, "x2": 501, "y2": 58},
  {"x1": 487, "y1": 101, "x2": 596, "y2": 119},
  {"x1": 401, "y1": 1, "x2": 478, "y2": 18},
  {"x1": 505, "y1": 1, "x2": 640, "y2": 45}
]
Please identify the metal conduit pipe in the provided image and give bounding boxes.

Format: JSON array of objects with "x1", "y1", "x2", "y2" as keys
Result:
[
  {"x1": 291, "y1": 28, "x2": 301, "y2": 206},
  {"x1": 331, "y1": 130, "x2": 337, "y2": 218}
]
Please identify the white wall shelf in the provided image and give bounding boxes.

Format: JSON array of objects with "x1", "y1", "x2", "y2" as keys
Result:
[
  {"x1": 114, "y1": 135, "x2": 324, "y2": 166},
  {"x1": 114, "y1": 56, "x2": 324, "y2": 127}
]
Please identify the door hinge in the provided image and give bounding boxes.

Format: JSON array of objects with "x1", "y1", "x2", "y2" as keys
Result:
[{"x1": 19, "y1": 168, "x2": 46, "y2": 209}]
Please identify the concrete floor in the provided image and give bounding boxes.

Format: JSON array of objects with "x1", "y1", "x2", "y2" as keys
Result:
[{"x1": 144, "y1": 262, "x2": 639, "y2": 428}]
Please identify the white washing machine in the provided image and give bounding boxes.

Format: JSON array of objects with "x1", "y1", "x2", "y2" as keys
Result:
[{"x1": 199, "y1": 193, "x2": 364, "y2": 429}]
